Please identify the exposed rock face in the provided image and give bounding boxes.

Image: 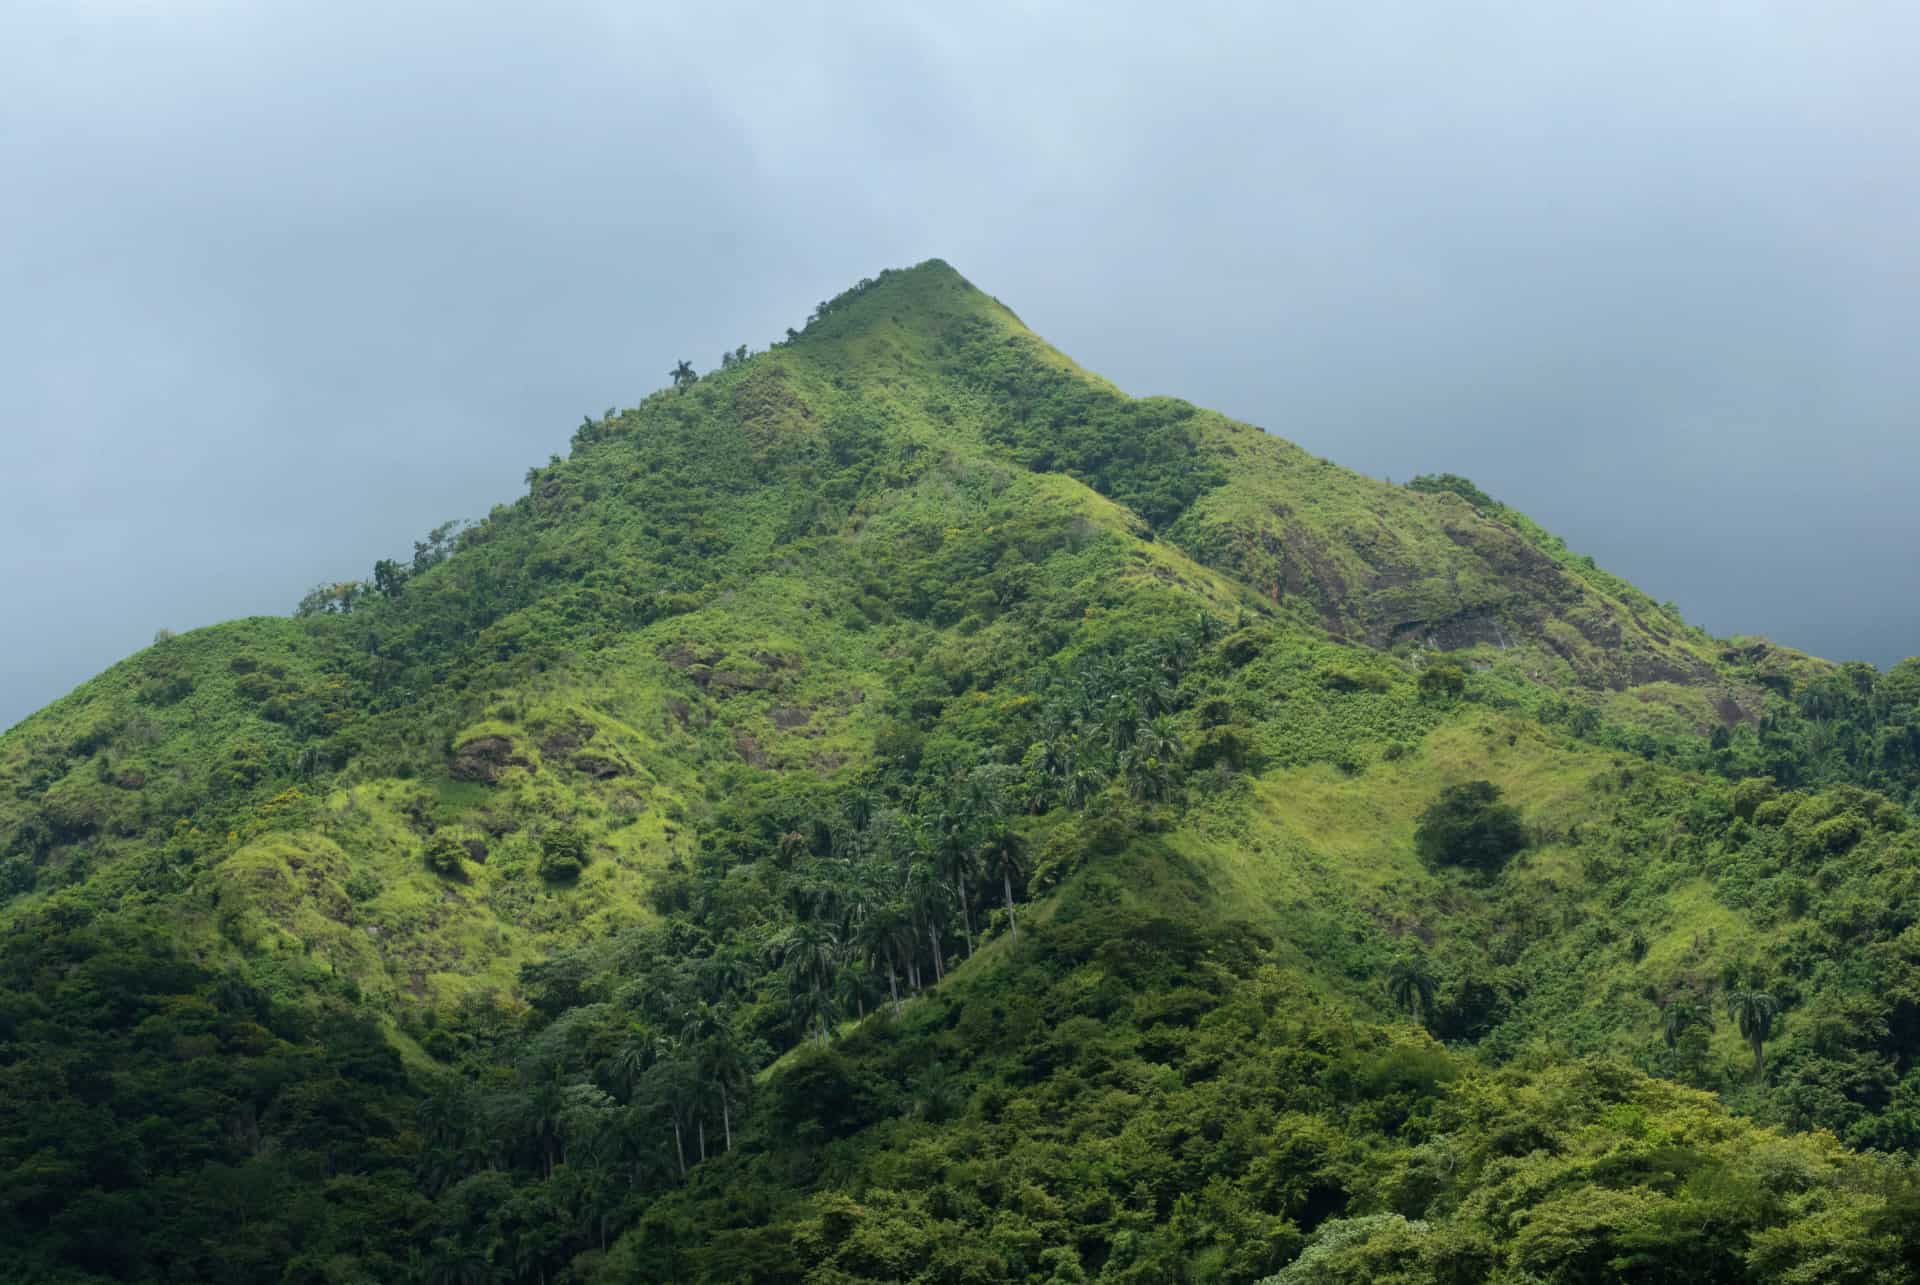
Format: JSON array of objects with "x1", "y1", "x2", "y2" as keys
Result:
[
  {"x1": 449, "y1": 736, "x2": 526, "y2": 784},
  {"x1": 572, "y1": 754, "x2": 624, "y2": 780}
]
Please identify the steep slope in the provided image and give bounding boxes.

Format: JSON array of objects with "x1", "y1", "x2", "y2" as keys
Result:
[{"x1": 4, "y1": 261, "x2": 1920, "y2": 1283}]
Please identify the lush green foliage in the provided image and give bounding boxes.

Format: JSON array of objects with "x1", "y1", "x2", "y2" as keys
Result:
[
  {"x1": 1412, "y1": 781, "x2": 1528, "y2": 875},
  {"x1": 5, "y1": 260, "x2": 1920, "y2": 1282}
]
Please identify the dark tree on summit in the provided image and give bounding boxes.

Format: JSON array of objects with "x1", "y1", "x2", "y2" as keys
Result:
[
  {"x1": 671, "y1": 360, "x2": 696, "y2": 391},
  {"x1": 371, "y1": 558, "x2": 409, "y2": 599}
]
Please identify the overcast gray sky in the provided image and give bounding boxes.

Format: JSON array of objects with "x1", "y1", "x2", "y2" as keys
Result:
[{"x1": 5, "y1": 1, "x2": 1918, "y2": 730}]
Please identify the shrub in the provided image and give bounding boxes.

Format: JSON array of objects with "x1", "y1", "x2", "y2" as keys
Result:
[
  {"x1": 1414, "y1": 781, "x2": 1527, "y2": 875},
  {"x1": 1220, "y1": 628, "x2": 1275, "y2": 669},
  {"x1": 424, "y1": 833, "x2": 466, "y2": 877},
  {"x1": 539, "y1": 825, "x2": 588, "y2": 881},
  {"x1": 1418, "y1": 662, "x2": 1467, "y2": 701},
  {"x1": 1809, "y1": 814, "x2": 1864, "y2": 855},
  {"x1": 1731, "y1": 777, "x2": 1777, "y2": 821},
  {"x1": 1323, "y1": 666, "x2": 1391, "y2": 694}
]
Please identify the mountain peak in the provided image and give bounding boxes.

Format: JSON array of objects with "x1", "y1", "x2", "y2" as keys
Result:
[
  {"x1": 788, "y1": 258, "x2": 1017, "y2": 342},
  {"x1": 7, "y1": 262, "x2": 1919, "y2": 1282}
]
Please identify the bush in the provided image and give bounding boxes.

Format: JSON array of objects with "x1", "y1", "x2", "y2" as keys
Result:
[
  {"x1": 1323, "y1": 666, "x2": 1391, "y2": 694},
  {"x1": 424, "y1": 833, "x2": 466, "y2": 877},
  {"x1": 1220, "y1": 628, "x2": 1274, "y2": 669},
  {"x1": 1731, "y1": 777, "x2": 1777, "y2": 821},
  {"x1": 1414, "y1": 781, "x2": 1527, "y2": 875},
  {"x1": 1418, "y1": 662, "x2": 1467, "y2": 702},
  {"x1": 539, "y1": 825, "x2": 587, "y2": 881}
]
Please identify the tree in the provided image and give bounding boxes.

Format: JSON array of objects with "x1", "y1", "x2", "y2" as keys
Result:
[
  {"x1": 670, "y1": 360, "x2": 696, "y2": 392},
  {"x1": 1414, "y1": 781, "x2": 1528, "y2": 876},
  {"x1": 640, "y1": 1040, "x2": 699, "y2": 1178},
  {"x1": 1726, "y1": 989, "x2": 1779, "y2": 1077},
  {"x1": 603, "y1": 1027, "x2": 653, "y2": 1103},
  {"x1": 1387, "y1": 957, "x2": 1438, "y2": 1026},
  {"x1": 520, "y1": 1070, "x2": 568, "y2": 1179},
  {"x1": 539, "y1": 826, "x2": 587, "y2": 881},
  {"x1": 425, "y1": 833, "x2": 467, "y2": 878},
  {"x1": 372, "y1": 558, "x2": 409, "y2": 598},
  {"x1": 1662, "y1": 998, "x2": 1714, "y2": 1050},
  {"x1": 854, "y1": 897, "x2": 914, "y2": 1014},
  {"x1": 930, "y1": 803, "x2": 979, "y2": 958},
  {"x1": 766, "y1": 919, "x2": 841, "y2": 1046},
  {"x1": 687, "y1": 1018, "x2": 752, "y2": 1153},
  {"x1": 984, "y1": 827, "x2": 1028, "y2": 946},
  {"x1": 904, "y1": 861, "x2": 951, "y2": 984},
  {"x1": 1418, "y1": 661, "x2": 1467, "y2": 702}
]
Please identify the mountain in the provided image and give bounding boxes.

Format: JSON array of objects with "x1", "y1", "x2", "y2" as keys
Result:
[{"x1": 5, "y1": 261, "x2": 1920, "y2": 1283}]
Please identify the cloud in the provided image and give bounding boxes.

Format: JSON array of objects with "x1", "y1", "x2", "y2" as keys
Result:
[{"x1": 4, "y1": 1, "x2": 1918, "y2": 727}]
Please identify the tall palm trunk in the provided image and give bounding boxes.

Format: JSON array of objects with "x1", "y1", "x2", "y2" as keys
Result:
[
  {"x1": 955, "y1": 877, "x2": 974, "y2": 957},
  {"x1": 887, "y1": 958, "x2": 901, "y2": 1015},
  {"x1": 1003, "y1": 868, "x2": 1018, "y2": 943},
  {"x1": 672, "y1": 1120, "x2": 687, "y2": 1180},
  {"x1": 722, "y1": 1096, "x2": 732, "y2": 1152},
  {"x1": 697, "y1": 1115, "x2": 707, "y2": 1164},
  {"x1": 927, "y1": 924, "x2": 944, "y2": 981}
]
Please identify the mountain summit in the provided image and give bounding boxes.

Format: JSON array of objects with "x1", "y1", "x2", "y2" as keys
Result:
[{"x1": 5, "y1": 263, "x2": 1919, "y2": 1282}]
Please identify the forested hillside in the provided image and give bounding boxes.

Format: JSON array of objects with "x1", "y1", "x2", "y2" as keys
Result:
[{"x1": 5, "y1": 261, "x2": 1920, "y2": 1283}]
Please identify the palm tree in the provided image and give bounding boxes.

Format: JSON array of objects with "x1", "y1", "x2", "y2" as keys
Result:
[
  {"x1": 1031, "y1": 737, "x2": 1076, "y2": 812},
  {"x1": 420, "y1": 1236, "x2": 494, "y2": 1285},
  {"x1": 676, "y1": 1005, "x2": 736, "y2": 1163},
  {"x1": 1726, "y1": 989, "x2": 1779, "y2": 1077},
  {"x1": 766, "y1": 919, "x2": 841, "y2": 1045},
  {"x1": 1119, "y1": 742, "x2": 1175, "y2": 803},
  {"x1": 931, "y1": 802, "x2": 980, "y2": 957},
  {"x1": 1064, "y1": 761, "x2": 1108, "y2": 810},
  {"x1": 983, "y1": 826, "x2": 1028, "y2": 945},
  {"x1": 641, "y1": 1038, "x2": 699, "y2": 1178},
  {"x1": 1662, "y1": 998, "x2": 1714, "y2": 1050},
  {"x1": 695, "y1": 949, "x2": 753, "y2": 1005},
  {"x1": 603, "y1": 1025, "x2": 654, "y2": 1103},
  {"x1": 855, "y1": 897, "x2": 914, "y2": 1014},
  {"x1": 520, "y1": 1070, "x2": 568, "y2": 1179},
  {"x1": 904, "y1": 861, "x2": 951, "y2": 983},
  {"x1": 1387, "y1": 957, "x2": 1438, "y2": 1027},
  {"x1": 669, "y1": 359, "x2": 696, "y2": 391},
  {"x1": 691, "y1": 1026, "x2": 752, "y2": 1152}
]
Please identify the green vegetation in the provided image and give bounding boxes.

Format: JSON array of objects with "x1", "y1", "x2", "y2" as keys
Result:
[
  {"x1": 5, "y1": 260, "x2": 1920, "y2": 1281},
  {"x1": 1411, "y1": 781, "x2": 1528, "y2": 875}
]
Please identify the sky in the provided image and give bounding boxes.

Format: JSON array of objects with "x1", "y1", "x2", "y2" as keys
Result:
[{"x1": 5, "y1": 1, "x2": 1918, "y2": 730}]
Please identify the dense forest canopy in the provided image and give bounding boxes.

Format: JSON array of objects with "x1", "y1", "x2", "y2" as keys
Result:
[{"x1": 5, "y1": 262, "x2": 1920, "y2": 1283}]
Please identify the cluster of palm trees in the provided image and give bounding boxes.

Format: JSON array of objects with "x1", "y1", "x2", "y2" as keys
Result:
[
  {"x1": 1386, "y1": 954, "x2": 1782, "y2": 1080},
  {"x1": 1026, "y1": 628, "x2": 1212, "y2": 810},
  {"x1": 416, "y1": 957, "x2": 765, "y2": 1229},
  {"x1": 1664, "y1": 987, "x2": 1779, "y2": 1077},
  {"x1": 762, "y1": 769, "x2": 1031, "y2": 1047},
  {"x1": 754, "y1": 629, "x2": 1216, "y2": 1047}
]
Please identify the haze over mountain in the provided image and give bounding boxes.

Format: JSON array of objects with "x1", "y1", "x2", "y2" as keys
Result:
[
  {"x1": 6, "y1": 262, "x2": 1920, "y2": 1281},
  {"x1": 6, "y1": 2, "x2": 1920, "y2": 733}
]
